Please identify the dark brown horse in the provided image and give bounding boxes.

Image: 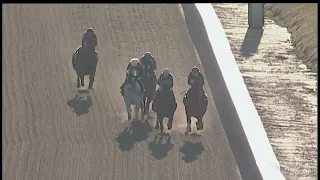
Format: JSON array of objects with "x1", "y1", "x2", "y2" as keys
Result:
[
  {"x1": 183, "y1": 87, "x2": 208, "y2": 133},
  {"x1": 141, "y1": 63, "x2": 157, "y2": 118},
  {"x1": 152, "y1": 89, "x2": 177, "y2": 133},
  {"x1": 72, "y1": 47, "x2": 98, "y2": 89}
]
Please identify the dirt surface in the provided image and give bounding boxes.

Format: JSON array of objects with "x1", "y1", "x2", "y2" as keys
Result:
[
  {"x1": 3, "y1": 4, "x2": 242, "y2": 180},
  {"x1": 265, "y1": 3, "x2": 318, "y2": 73},
  {"x1": 213, "y1": 3, "x2": 318, "y2": 180}
]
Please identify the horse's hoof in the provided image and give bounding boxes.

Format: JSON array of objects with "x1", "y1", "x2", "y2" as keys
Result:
[
  {"x1": 88, "y1": 85, "x2": 93, "y2": 90},
  {"x1": 167, "y1": 122, "x2": 172, "y2": 130}
]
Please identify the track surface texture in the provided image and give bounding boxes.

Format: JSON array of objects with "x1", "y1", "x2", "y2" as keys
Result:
[
  {"x1": 3, "y1": 4, "x2": 242, "y2": 180},
  {"x1": 213, "y1": 3, "x2": 317, "y2": 180},
  {"x1": 265, "y1": 3, "x2": 318, "y2": 73}
]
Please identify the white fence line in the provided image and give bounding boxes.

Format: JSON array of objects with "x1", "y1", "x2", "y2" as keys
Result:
[{"x1": 195, "y1": 3, "x2": 285, "y2": 180}]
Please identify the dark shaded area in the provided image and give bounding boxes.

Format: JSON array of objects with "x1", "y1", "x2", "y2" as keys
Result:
[
  {"x1": 116, "y1": 120, "x2": 153, "y2": 151},
  {"x1": 179, "y1": 141, "x2": 204, "y2": 163},
  {"x1": 148, "y1": 133, "x2": 174, "y2": 160},
  {"x1": 240, "y1": 28, "x2": 264, "y2": 57},
  {"x1": 67, "y1": 89, "x2": 92, "y2": 116},
  {"x1": 181, "y1": 4, "x2": 263, "y2": 180}
]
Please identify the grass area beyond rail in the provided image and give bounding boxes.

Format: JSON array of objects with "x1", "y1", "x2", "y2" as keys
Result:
[{"x1": 265, "y1": 3, "x2": 318, "y2": 73}]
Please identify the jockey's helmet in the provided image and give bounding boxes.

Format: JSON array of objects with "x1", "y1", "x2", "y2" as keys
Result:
[
  {"x1": 87, "y1": 28, "x2": 94, "y2": 33},
  {"x1": 129, "y1": 58, "x2": 139, "y2": 68},
  {"x1": 144, "y1": 52, "x2": 152, "y2": 58},
  {"x1": 162, "y1": 68, "x2": 170, "y2": 78}
]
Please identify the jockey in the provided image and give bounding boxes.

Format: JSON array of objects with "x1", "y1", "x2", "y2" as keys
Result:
[
  {"x1": 140, "y1": 52, "x2": 157, "y2": 78},
  {"x1": 157, "y1": 68, "x2": 173, "y2": 92},
  {"x1": 81, "y1": 28, "x2": 97, "y2": 53},
  {"x1": 153, "y1": 68, "x2": 175, "y2": 112},
  {"x1": 120, "y1": 58, "x2": 145, "y2": 96},
  {"x1": 187, "y1": 66, "x2": 205, "y2": 96}
]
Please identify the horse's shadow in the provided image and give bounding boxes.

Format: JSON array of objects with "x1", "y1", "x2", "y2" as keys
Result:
[
  {"x1": 116, "y1": 120, "x2": 153, "y2": 152},
  {"x1": 179, "y1": 141, "x2": 204, "y2": 163},
  {"x1": 148, "y1": 133, "x2": 174, "y2": 160},
  {"x1": 67, "y1": 89, "x2": 92, "y2": 116}
]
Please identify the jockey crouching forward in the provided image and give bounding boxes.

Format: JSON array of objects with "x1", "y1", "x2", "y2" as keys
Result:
[
  {"x1": 140, "y1": 52, "x2": 157, "y2": 80},
  {"x1": 187, "y1": 66, "x2": 205, "y2": 98},
  {"x1": 153, "y1": 68, "x2": 174, "y2": 111},
  {"x1": 157, "y1": 68, "x2": 173, "y2": 92},
  {"x1": 120, "y1": 58, "x2": 145, "y2": 96},
  {"x1": 79, "y1": 28, "x2": 98, "y2": 58}
]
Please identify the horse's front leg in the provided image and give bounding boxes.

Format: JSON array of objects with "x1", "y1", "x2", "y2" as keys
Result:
[
  {"x1": 77, "y1": 76, "x2": 80, "y2": 88},
  {"x1": 125, "y1": 102, "x2": 132, "y2": 122},
  {"x1": 134, "y1": 103, "x2": 139, "y2": 121},
  {"x1": 80, "y1": 76, "x2": 85, "y2": 86}
]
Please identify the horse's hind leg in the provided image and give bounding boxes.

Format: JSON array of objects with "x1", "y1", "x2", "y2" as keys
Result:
[
  {"x1": 80, "y1": 76, "x2": 85, "y2": 86},
  {"x1": 89, "y1": 57, "x2": 98, "y2": 89},
  {"x1": 156, "y1": 116, "x2": 164, "y2": 133},
  {"x1": 89, "y1": 74, "x2": 94, "y2": 89},
  {"x1": 145, "y1": 97, "x2": 152, "y2": 116},
  {"x1": 186, "y1": 116, "x2": 192, "y2": 132},
  {"x1": 125, "y1": 103, "x2": 132, "y2": 123},
  {"x1": 77, "y1": 76, "x2": 80, "y2": 88},
  {"x1": 168, "y1": 102, "x2": 177, "y2": 130},
  {"x1": 196, "y1": 116, "x2": 204, "y2": 130}
]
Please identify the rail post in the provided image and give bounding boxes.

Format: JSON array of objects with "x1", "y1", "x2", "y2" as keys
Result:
[{"x1": 248, "y1": 3, "x2": 264, "y2": 29}]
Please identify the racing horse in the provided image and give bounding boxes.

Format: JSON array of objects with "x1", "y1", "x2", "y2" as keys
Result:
[
  {"x1": 72, "y1": 46, "x2": 98, "y2": 89},
  {"x1": 183, "y1": 87, "x2": 208, "y2": 133},
  {"x1": 123, "y1": 69, "x2": 144, "y2": 125},
  {"x1": 152, "y1": 86, "x2": 177, "y2": 133},
  {"x1": 141, "y1": 63, "x2": 157, "y2": 118}
]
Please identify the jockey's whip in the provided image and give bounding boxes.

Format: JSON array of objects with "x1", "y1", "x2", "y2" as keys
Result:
[{"x1": 180, "y1": 89, "x2": 188, "y2": 95}]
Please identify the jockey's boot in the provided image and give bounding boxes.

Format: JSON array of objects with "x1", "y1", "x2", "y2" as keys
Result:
[{"x1": 120, "y1": 80, "x2": 126, "y2": 96}]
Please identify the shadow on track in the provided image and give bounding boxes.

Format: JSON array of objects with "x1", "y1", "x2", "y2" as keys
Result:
[
  {"x1": 116, "y1": 120, "x2": 153, "y2": 151},
  {"x1": 240, "y1": 28, "x2": 264, "y2": 57},
  {"x1": 148, "y1": 133, "x2": 174, "y2": 160},
  {"x1": 179, "y1": 141, "x2": 204, "y2": 163},
  {"x1": 67, "y1": 89, "x2": 92, "y2": 116}
]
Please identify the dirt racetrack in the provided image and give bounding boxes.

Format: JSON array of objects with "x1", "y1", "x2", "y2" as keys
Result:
[{"x1": 3, "y1": 4, "x2": 243, "y2": 180}]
